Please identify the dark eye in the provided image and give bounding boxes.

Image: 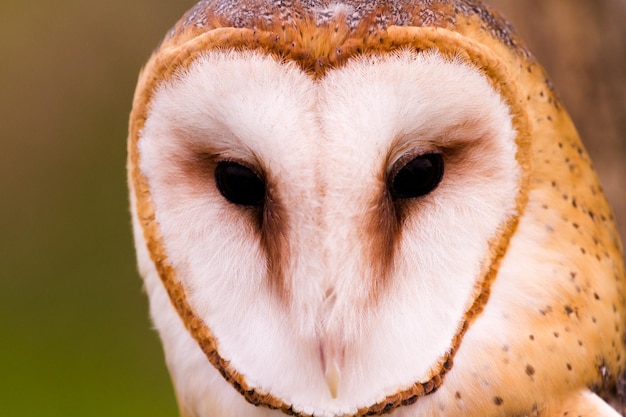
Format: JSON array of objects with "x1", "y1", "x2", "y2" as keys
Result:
[
  {"x1": 215, "y1": 161, "x2": 265, "y2": 207},
  {"x1": 389, "y1": 153, "x2": 444, "y2": 199}
]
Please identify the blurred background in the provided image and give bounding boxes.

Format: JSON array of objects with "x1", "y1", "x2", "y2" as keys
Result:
[{"x1": 0, "y1": 1, "x2": 624, "y2": 416}]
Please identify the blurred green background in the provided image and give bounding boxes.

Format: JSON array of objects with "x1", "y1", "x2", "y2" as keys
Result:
[
  {"x1": 0, "y1": 1, "x2": 195, "y2": 416},
  {"x1": 0, "y1": 1, "x2": 624, "y2": 416}
]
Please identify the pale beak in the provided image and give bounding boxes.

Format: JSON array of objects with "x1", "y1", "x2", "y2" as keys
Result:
[
  {"x1": 319, "y1": 340, "x2": 344, "y2": 399},
  {"x1": 325, "y1": 359, "x2": 341, "y2": 399}
]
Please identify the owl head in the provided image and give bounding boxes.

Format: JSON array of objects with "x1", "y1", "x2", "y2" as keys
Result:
[{"x1": 128, "y1": 1, "x2": 626, "y2": 416}]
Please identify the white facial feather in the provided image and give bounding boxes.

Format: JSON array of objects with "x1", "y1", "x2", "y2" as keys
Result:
[{"x1": 136, "y1": 49, "x2": 520, "y2": 416}]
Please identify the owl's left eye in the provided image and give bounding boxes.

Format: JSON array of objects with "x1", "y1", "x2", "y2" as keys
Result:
[
  {"x1": 389, "y1": 153, "x2": 444, "y2": 200},
  {"x1": 214, "y1": 161, "x2": 266, "y2": 207}
]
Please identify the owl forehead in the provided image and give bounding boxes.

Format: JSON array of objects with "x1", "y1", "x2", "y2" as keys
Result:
[
  {"x1": 167, "y1": 0, "x2": 528, "y2": 61},
  {"x1": 147, "y1": 49, "x2": 508, "y2": 206}
]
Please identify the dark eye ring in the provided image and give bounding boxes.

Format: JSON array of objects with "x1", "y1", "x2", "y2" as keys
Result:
[
  {"x1": 214, "y1": 161, "x2": 266, "y2": 207},
  {"x1": 388, "y1": 153, "x2": 444, "y2": 200}
]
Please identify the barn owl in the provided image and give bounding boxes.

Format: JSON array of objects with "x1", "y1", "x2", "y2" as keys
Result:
[{"x1": 127, "y1": 0, "x2": 626, "y2": 416}]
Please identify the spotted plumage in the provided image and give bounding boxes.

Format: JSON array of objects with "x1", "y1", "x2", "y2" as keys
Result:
[{"x1": 128, "y1": 1, "x2": 626, "y2": 416}]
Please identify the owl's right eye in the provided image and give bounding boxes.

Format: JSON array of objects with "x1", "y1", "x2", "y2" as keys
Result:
[
  {"x1": 215, "y1": 161, "x2": 266, "y2": 207},
  {"x1": 389, "y1": 153, "x2": 444, "y2": 200}
]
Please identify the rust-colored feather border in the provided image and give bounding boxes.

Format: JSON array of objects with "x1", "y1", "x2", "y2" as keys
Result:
[{"x1": 128, "y1": 23, "x2": 532, "y2": 417}]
